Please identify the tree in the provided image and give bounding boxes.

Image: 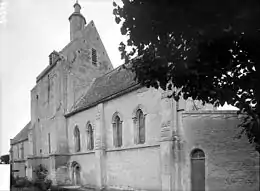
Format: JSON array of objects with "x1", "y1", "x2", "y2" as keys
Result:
[
  {"x1": 113, "y1": 0, "x2": 260, "y2": 153},
  {"x1": 0, "y1": 154, "x2": 10, "y2": 164}
]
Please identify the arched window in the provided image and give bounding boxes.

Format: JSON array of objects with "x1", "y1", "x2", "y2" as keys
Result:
[
  {"x1": 74, "y1": 126, "x2": 81, "y2": 152},
  {"x1": 112, "y1": 114, "x2": 122, "y2": 147},
  {"x1": 87, "y1": 124, "x2": 94, "y2": 150},
  {"x1": 191, "y1": 149, "x2": 205, "y2": 191},
  {"x1": 136, "y1": 109, "x2": 145, "y2": 144}
]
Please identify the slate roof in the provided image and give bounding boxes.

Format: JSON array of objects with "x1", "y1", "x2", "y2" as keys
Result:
[
  {"x1": 11, "y1": 122, "x2": 31, "y2": 145},
  {"x1": 68, "y1": 65, "x2": 140, "y2": 115}
]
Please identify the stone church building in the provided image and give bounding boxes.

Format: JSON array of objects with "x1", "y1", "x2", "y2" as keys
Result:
[{"x1": 10, "y1": 2, "x2": 259, "y2": 191}]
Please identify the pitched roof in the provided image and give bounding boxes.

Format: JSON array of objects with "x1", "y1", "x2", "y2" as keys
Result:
[
  {"x1": 11, "y1": 122, "x2": 31, "y2": 145},
  {"x1": 68, "y1": 65, "x2": 140, "y2": 116}
]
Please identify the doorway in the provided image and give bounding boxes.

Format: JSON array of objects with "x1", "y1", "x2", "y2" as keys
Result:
[
  {"x1": 71, "y1": 162, "x2": 81, "y2": 185},
  {"x1": 191, "y1": 149, "x2": 205, "y2": 191}
]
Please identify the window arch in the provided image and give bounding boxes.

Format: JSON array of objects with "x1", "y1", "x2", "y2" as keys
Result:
[
  {"x1": 86, "y1": 123, "x2": 94, "y2": 150},
  {"x1": 190, "y1": 148, "x2": 205, "y2": 191},
  {"x1": 112, "y1": 113, "x2": 122, "y2": 147},
  {"x1": 74, "y1": 126, "x2": 81, "y2": 152},
  {"x1": 191, "y1": 149, "x2": 205, "y2": 159},
  {"x1": 136, "y1": 109, "x2": 145, "y2": 144}
]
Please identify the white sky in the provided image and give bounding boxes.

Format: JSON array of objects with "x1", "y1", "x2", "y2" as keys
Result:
[{"x1": 0, "y1": 0, "x2": 236, "y2": 155}]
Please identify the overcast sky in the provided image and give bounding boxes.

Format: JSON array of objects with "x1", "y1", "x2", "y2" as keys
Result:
[{"x1": 0, "y1": 0, "x2": 236, "y2": 155}]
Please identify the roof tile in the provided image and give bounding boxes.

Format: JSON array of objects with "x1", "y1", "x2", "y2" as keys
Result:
[
  {"x1": 11, "y1": 122, "x2": 31, "y2": 145},
  {"x1": 71, "y1": 66, "x2": 138, "y2": 112}
]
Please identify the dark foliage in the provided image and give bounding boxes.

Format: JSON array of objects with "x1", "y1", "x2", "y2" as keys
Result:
[
  {"x1": 13, "y1": 176, "x2": 33, "y2": 188},
  {"x1": 1, "y1": 154, "x2": 10, "y2": 164},
  {"x1": 11, "y1": 173, "x2": 16, "y2": 186},
  {"x1": 113, "y1": 0, "x2": 260, "y2": 152},
  {"x1": 33, "y1": 164, "x2": 52, "y2": 191}
]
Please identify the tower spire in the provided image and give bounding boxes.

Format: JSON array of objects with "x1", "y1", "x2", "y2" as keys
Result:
[
  {"x1": 69, "y1": 0, "x2": 86, "y2": 41},
  {"x1": 73, "y1": 0, "x2": 81, "y2": 13}
]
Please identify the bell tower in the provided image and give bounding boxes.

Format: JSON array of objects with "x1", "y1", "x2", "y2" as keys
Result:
[{"x1": 68, "y1": 0, "x2": 86, "y2": 41}]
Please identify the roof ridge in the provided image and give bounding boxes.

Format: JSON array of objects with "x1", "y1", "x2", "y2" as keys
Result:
[{"x1": 99, "y1": 63, "x2": 127, "y2": 78}]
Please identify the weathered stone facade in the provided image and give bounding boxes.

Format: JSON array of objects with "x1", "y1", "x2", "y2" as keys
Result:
[
  {"x1": 10, "y1": 122, "x2": 33, "y2": 178},
  {"x1": 181, "y1": 110, "x2": 259, "y2": 191},
  {"x1": 10, "y1": 2, "x2": 259, "y2": 191}
]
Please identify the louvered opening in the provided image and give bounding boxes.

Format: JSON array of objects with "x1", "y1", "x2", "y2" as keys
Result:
[{"x1": 92, "y1": 48, "x2": 97, "y2": 66}]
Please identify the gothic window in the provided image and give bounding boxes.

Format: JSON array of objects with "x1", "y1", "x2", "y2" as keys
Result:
[
  {"x1": 74, "y1": 126, "x2": 81, "y2": 152},
  {"x1": 191, "y1": 149, "x2": 205, "y2": 191},
  {"x1": 112, "y1": 114, "x2": 122, "y2": 148},
  {"x1": 87, "y1": 124, "x2": 94, "y2": 150},
  {"x1": 136, "y1": 109, "x2": 145, "y2": 144},
  {"x1": 92, "y1": 48, "x2": 97, "y2": 66}
]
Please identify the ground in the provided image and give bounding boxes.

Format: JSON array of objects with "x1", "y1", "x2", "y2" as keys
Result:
[
  {"x1": 11, "y1": 186, "x2": 94, "y2": 191},
  {"x1": 11, "y1": 185, "x2": 124, "y2": 191}
]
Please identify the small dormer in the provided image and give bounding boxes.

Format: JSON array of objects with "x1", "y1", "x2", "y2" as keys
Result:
[{"x1": 49, "y1": 50, "x2": 59, "y2": 65}]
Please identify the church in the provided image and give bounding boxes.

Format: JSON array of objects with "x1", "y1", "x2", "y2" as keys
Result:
[{"x1": 10, "y1": 2, "x2": 259, "y2": 191}]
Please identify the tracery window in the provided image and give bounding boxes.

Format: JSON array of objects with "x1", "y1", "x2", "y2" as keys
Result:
[
  {"x1": 87, "y1": 123, "x2": 94, "y2": 150},
  {"x1": 74, "y1": 126, "x2": 81, "y2": 152},
  {"x1": 112, "y1": 114, "x2": 122, "y2": 147}
]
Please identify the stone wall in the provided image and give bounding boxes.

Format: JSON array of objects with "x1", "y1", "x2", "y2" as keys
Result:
[
  {"x1": 103, "y1": 87, "x2": 165, "y2": 190},
  {"x1": 106, "y1": 146, "x2": 161, "y2": 191},
  {"x1": 12, "y1": 161, "x2": 26, "y2": 177},
  {"x1": 61, "y1": 21, "x2": 113, "y2": 113},
  {"x1": 69, "y1": 153, "x2": 96, "y2": 186},
  {"x1": 103, "y1": 87, "x2": 164, "y2": 149},
  {"x1": 182, "y1": 111, "x2": 260, "y2": 191},
  {"x1": 67, "y1": 106, "x2": 97, "y2": 154},
  {"x1": 65, "y1": 87, "x2": 173, "y2": 190},
  {"x1": 11, "y1": 139, "x2": 30, "y2": 178},
  {"x1": 31, "y1": 62, "x2": 63, "y2": 156}
]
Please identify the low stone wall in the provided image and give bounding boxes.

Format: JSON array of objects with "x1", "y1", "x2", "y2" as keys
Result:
[{"x1": 182, "y1": 110, "x2": 260, "y2": 191}]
